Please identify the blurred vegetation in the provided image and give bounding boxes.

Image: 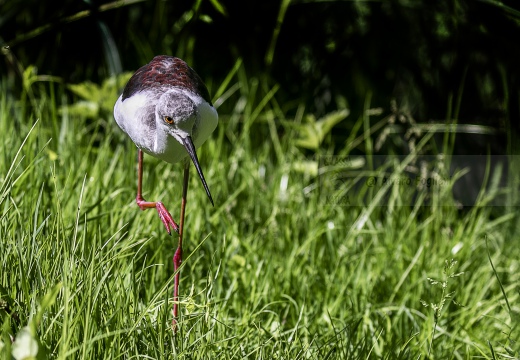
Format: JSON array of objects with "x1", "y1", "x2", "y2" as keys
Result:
[{"x1": 2, "y1": 0, "x2": 520, "y2": 137}]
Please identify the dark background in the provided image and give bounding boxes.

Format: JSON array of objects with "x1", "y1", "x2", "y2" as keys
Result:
[{"x1": 2, "y1": 0, "x2": 520, "y2": 153}]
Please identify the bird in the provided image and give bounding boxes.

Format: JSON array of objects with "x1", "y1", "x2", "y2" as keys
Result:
[{"x1": 113, "y1": 55, "x2": 218, "y2": 330}]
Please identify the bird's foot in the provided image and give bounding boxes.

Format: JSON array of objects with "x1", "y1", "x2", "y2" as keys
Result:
[
  {"x1": 136, "y1": 197, "x2": 179, "y2": 235},
  {"x1": 156, "y1": 202, "x2": 179, "y2": 235}
]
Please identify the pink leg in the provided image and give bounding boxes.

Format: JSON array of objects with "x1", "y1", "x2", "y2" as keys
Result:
[
  {"x1": 172, "y1": 162, "x2": 189, "y2": 332},
  {"x1": 135, "y1": 149, "x2": 179, "y2": 235}
]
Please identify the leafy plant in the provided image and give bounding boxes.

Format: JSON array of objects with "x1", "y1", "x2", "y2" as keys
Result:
[
  {"x1": 295, "y1": 108, "x2": 349, "y2": 150},
  {"x1": 63, "y1": 73, "x2": 133, "y2": 120}
]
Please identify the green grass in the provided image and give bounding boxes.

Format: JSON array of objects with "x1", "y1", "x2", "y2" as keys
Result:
[{"x1": 1, "y1": 66, "x2": 519, "y2": 359}]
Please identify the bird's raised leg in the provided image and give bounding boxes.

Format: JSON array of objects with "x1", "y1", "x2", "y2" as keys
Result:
[
  {"x1": 172, "y1": 161, "x2": 189, "y2": 331},
  {"x1": 135, "y1": 149, "x2": 179, "y2": 235}
]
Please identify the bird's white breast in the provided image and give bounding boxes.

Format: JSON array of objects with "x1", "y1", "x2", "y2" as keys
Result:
[
  {"x1": 114, "y1": 92, "x2": 156, "y2": 152},
  {"x1": 190, "y1": 95, "x2": 218, "y2": 148}
]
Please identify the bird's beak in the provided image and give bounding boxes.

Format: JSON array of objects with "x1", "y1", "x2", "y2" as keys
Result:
[{"x1": 182, "y1": 136, "x2": 214, "y2": 206}]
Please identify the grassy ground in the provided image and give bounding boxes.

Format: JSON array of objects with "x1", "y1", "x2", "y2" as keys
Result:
[{"x1": 1, "y1": 67, "x2": 519, "y2": 359}]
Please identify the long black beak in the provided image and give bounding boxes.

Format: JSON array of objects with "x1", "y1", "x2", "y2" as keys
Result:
[{"x1": 182, "y1": 136, "x2": 214, "y2": 206}]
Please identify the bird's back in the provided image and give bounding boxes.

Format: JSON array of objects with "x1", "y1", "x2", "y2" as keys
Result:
[{"x1": 122, "y1": 56, "x2": 212, "y2": 106}]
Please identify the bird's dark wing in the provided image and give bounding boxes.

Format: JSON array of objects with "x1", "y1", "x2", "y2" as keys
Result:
[{"x1": 122, "y1": 55, "x2": 212, "y2": 105}]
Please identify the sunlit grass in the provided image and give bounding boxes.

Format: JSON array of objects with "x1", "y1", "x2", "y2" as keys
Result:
[{"x1": 1, "y1": 67, "x2": 519, "y2": 359}]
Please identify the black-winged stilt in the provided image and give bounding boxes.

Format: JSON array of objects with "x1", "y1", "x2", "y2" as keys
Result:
[{"x1": 114, "y1": 55, "x2": 217, "y2": 330}]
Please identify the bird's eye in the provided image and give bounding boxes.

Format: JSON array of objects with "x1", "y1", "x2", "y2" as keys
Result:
[{"x1": 164, "y1": 116, "x2": 174, "y2": 124}]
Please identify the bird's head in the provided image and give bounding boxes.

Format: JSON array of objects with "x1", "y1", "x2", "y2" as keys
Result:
[
  {"x1": 156, "y1": 91, "x2": 197, "y2": 138},
  {"x1": 155, "y1": 91, "x2": 214, "y2": 206}
]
